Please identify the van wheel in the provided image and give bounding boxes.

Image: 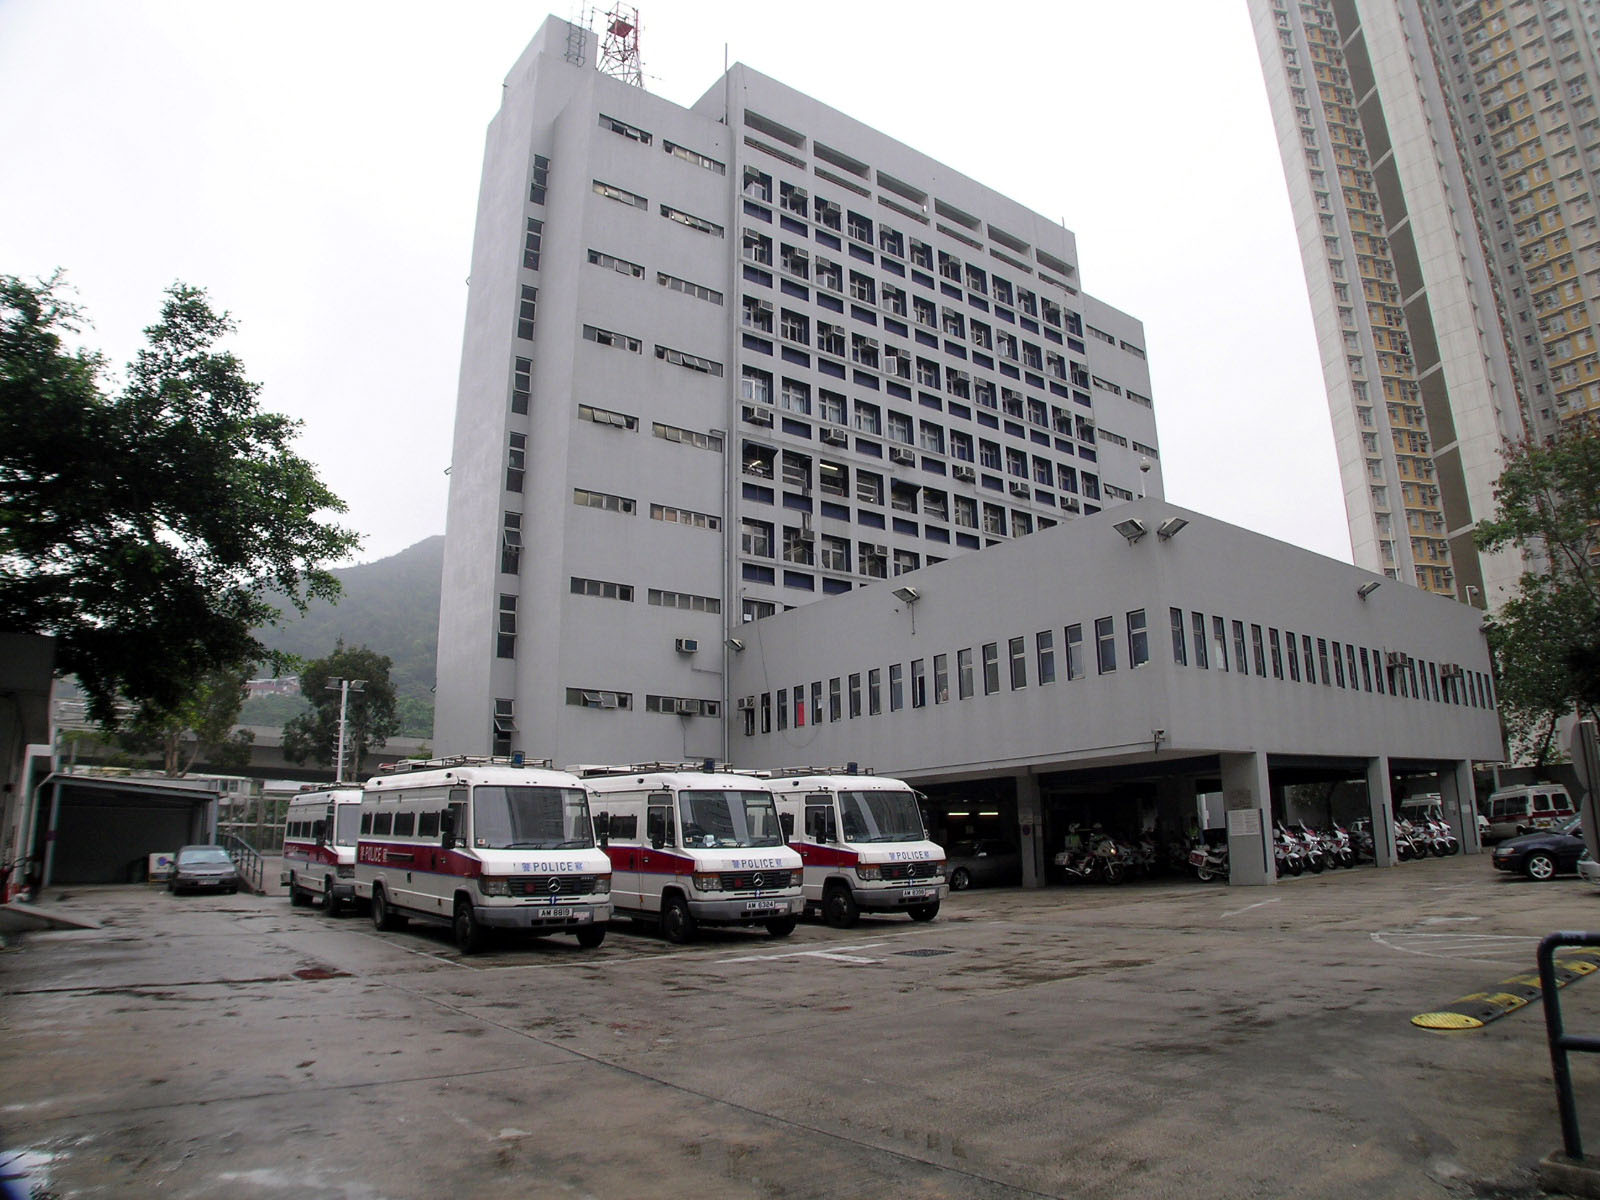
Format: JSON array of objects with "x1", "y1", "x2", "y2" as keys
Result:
[
  {"x1": 765, "y1": 916, "x2": 797, "y2": 937},
  {"x1": 661, "y1": 895, "x2": 697, "y2": 944},
  {"x1": 575, "y1": 926, "x2": 606, "y2": 949},
  {"x1": 908, "y1": 902, "x2": 939, "y2": 922},
  {"x1": 323, "y1": 878, "x2": 341, "y2": 917},
  {"x1": 823, "y1": 883, "x2": 859, "y2": 929},
  {"x1": 289, "y1": 874, "x2": 310, "y2": 906},
  {"x1": 453, "y1": 899, "x2": 487, "y2": 954},
  {"x1": 370, "y1": 886, "x2": 405, "y2": 931}
]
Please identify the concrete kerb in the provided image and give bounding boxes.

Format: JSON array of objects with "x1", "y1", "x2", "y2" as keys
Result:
[
  {"x1": 1539, "y1": 1153, "x2": 1600, "y2": 1198},
  {"x1": 0, "y1": 899, "x2": 102, "y2": 934}
]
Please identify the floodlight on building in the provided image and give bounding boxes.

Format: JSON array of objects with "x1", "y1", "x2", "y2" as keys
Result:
[
  {"x1": 1113, "y1": 518, "x2": 1148, "y2": 545},
  {"x1": 891, "y1": 586, "x2": 920, "y2": 604},
  {"x1": 1156, "y1": 517, "x2": 1189, "y2": 541},
  {"x1": 1465, "y1": 584, "x2": 1481, "y2": 607},
  {"x1": 1357, "y1": 581, "x2": 1382, "y2": 600},
  {"x1": 725, "y1": 637, "x2": 745, "y2": 652}
]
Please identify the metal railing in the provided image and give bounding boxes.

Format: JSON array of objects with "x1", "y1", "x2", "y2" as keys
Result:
[
  {"x1": 218, "y1": 833, "x2": 265, "y2": 895},
  {"x1": 1538, "y1": 931, "x2": 1600, "y2": 1159}
]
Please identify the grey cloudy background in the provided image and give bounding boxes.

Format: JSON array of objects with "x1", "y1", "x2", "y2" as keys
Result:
[{"x1": 0, "y1": 1, "x2": 1348, "y2": 566}]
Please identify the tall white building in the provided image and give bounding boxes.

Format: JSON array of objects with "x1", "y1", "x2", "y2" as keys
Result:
[
  {"x1": 1248, "y1": 0, "x2": 1600, "y2": 607},
  {"x1": 435, "y1": 16, "x2": 1160, "y2": 763}
]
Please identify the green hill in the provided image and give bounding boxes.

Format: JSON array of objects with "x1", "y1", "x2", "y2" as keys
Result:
[{"x1": 242, "y1": 536, "x2": 443, "y2": 737}]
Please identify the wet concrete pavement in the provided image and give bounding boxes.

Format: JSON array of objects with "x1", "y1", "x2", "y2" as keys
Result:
[{"x1": 4, "y1": 856, "x2": 1600, "y2": 1198}]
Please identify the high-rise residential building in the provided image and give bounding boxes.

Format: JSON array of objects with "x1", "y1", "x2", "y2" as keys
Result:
[
  {"x1": 433, "y1": 15, "x2": 1159, "y2": 763},
  {"x1": 1248, "y1": 0, "x2": 1600, "y2": 607}
]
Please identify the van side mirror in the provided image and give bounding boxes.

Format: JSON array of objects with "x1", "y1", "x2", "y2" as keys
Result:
[
  {"x1": 780, "y1": 812, "x2": 794, "y2": 840},
  {"x1": 440, "y1": 809, "x2": 456, "y2": 851},
  {"x1": 595, "y1": 812, "x2": 609, "y2": 849}
]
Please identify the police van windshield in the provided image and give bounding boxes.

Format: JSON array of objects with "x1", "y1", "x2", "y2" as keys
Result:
[
  {"x1": 472, "y1": 787, "x2": 595, "y2": 850},
  {"x1": 679, "y1": 790, "x2": 785, "y2": 848},
  {"x1": 838, "y1": 789, "x2": 926, "y2": 842},
  {"x1": 333, "y1": 805, "x2": 362, "y2": 847}
]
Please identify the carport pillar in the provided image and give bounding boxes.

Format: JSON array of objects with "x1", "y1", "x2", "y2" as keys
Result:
[
  {"x1": 1220, "y1": 752, "x2": 1274, "y2": 886},
  {"x1": 1440, "y1": 759, "x2": 1479, "y2": 854},
  {"x1": 1366, "y1": 757, "x2": 1398, "y2": 868},
  {"x1": 1015, "y1": 772, "x2": 1045, "y2": 889}
]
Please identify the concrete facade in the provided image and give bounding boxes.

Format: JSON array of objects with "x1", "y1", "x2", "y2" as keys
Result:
[{"x1": 436, "y1": 16, "x2": 1159, "y2": 765}]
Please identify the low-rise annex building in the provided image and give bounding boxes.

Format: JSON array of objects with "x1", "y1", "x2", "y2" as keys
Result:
[{"x1": 727, "y1": 499, "x2": 1502, "y2": 886}]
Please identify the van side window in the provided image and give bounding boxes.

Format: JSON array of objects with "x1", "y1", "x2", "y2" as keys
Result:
[
  {"x1": 1534, "y1": 793, "x2": 1552, "y2": 813},
  {"x1": 394, "y1": 812, "x2": 416, "y2": 837},
  {"x1": 418, "y1": 810, "x2": 440, "y2": 838},
  {"x1": 805, "y1": 803, "x2": 835, "y2": 842},
  {"x1": 647, "y1": 805, "x2": 675, "y2": 846},
  {"x1": 372, "y1": 812, "x2": 394, "y2": 836},
  {"x1": 608, "y1": 813, "x2": 639, "y2": 839},
  {"x1": 361, "y1": 811, "x2": 373, "y2": 834}
]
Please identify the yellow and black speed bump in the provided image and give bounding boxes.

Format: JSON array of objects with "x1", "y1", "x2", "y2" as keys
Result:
[{"x1": 1413, "y1": 948, "x2": 1600, "y2": 1031}]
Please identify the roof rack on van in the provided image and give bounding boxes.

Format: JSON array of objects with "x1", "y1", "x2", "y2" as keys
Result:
[
  {"x1": 376, "y1": 754, "x2": 554, "y2": 774},
  {"x1": 765, "y1": 765, "x2": 874, "y2": 779},
  {"x1": 573, "y1": 760, "x2": 738, "y2": 778}
]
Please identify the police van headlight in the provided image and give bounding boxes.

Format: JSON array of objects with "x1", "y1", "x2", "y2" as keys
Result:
[
  {"x1": 692, "y1": 873, "x2": 723, "y2": 892},
  {"x1": 478, "y1": 876, "x2": 511, "y2": 896},
  {"x1": 592, "y1": 876, "x2": 611, "y2": 895},
  {"x1": 855, "y1": 865, "x2": 881, "y2": 881},
  {"x1": 932, "y1": 861, "x2": 946, "y2": 878}
]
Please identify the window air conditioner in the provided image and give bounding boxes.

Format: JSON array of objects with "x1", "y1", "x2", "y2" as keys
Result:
[
  {"x1": 743, "y1": 404, "x2": 773, "y2": 427},
  {"x1": 1009, "y1": 481, "x2": 1030, "y2": 497},
  {"x1": 952, "y1": 464, "x2": 976, "y2": 482},
  {"x1": 890, "y1": 447, "x2": 915, "y2": 465},
  {"x1": 675, "y1": 638, "x2": 700, "y2": 654},
  {"x1": 736, "y1": 696, "x2": 755, "y2": 711},
  {"x1": 674, "y1": 698, "x2": 701, "y2": 715}
]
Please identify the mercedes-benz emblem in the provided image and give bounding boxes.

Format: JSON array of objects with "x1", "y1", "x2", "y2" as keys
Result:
[
  {"x1": 547, "y1": 877, "x2": 563, "y2": 894},
  {"x1": 752, "y1": 873, "x2": 765, "y2": 888}
]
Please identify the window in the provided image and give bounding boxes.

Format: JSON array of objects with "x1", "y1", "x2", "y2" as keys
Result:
[
  {"x1": 782, "y1": 525, "x2": 814, "y2": 566},
  {"x1": 505, "y1": 431, "x2": 526, "y2": 493},
  {"x1": 910, "y1": 659, "x2": 927, "y2": 708},
  {"x1": 572, "y1": 488, "x2": 635, "y2": 514},
  {"x1": 656, "y1": 345, "x2": 723, "y2": 376},
  {"x1": 953, "y1": 495, "x2": 977, "y2": 528},
  {"x1": 664, "y1": 140, "x2": 724, "y2": 173},
  {"x1": 1286, "y1": 631, "x2": 1301, "y2": 682},
  {"x1": 982, "y1": 503, "x2": 1007, "y2": 536},
  {"x1": 958, "y1": 648, "x2": 974, "y2": 699},
  {"x1": 648, "y1": 588, "x2": 719, "y2": 613},
  {"x1": 523, "y1": 218, "x2": 543, "y2": 271},
  {"x1": 1127, "y1": 610, "x2": 1148, "y2": 668},
  {"x1": 889, "y1": 663, "x2": 904, "y2": 711},
  {"x1": 741, "y1": 519, "x2": 774, "y2": 557},
  {"x1": 511, "y1": 357, "x2": 531, "y2": 415},
  {"x1": 501, "y1": 512, "x2": 522, "y2": 575},
  {"x1": 934, "y1": 653, "x2": 949, "y2": 703},
  {"x1": 570, "y1": 576, "x2": 634, "y2": 601},
  {"x1": 516, "y1": 286, "x2": 537, "y2": 340},
  {"x1": 1065, "y1": 624, "x2": 1084, "y2": 680},
  {"x1": 579, "y1": 403, "x2": 637, "y2": 430},
  {"x1": 497, "y1": 594, "x2": 517, "y2": 658},
  {"x1": 1008, "y1": 637, "x2": 1027, "y2": 689},
  {"x1": 982, "y1": 643, "x2": 1000, "y2": 694},
  {"x1": 600, "y1": 113, "x2": 651, "y2": 143},
  {"x1": 743, "y1": 229, "x2": 773, "y2": 266},
  {"x1": 583, "y1": 324, "x2": 641, "y2": 352},
  {"x1": 1096, "y1": 616, "x2": 1116, "y2": 674},
  {"x1": 868, "y1": 668, "x2": 882, "y2": 715},
  {"x1": 919, "y1": 421, "x2": 945, "y2": 455},
  {"x1": 1191, "y1": 612, "x2": 1208, "y2": 669},
  {"x1": 819, "y1": 534, "x2": 849, "y2": 571},
  {"x1": 856, "y1": 470, "x2": 883, "y2": 505},
  {"x1": 654, "y1": 422, "x2": 722, "y2": 452},
  {"x1": 1250, "y1": 625, "x2": 1266, "y2": 677},
  {"x1": 819, "y1": 389, "x2": 846, "y2": 426},
  {"x1": 593, "y1": 180, "x2": 647, "y2": 209},
  {"x1": 859, "y1": 543, "x2": 887, "y2": 578},
  {"x1": 741, "y1": 367, "x2": 773, "y2": 405},
  {"x1": 529, "y1": 154, "x2": 549, "y2": 205},
  {"x1": 663, "y1": 273, "x2": 723, "y2": 304},
  {"x1": 892, "y1": 549, "x2": 919, "y2": 576},
  {"x1": 1269, "y1": 629, "x2": 1284, "y2": 679},
  {"x1": 588, "y1": 248, "x2": 644, "y2": 277},
  {"x1": 849, "y1": 673, "x2": 862, "y2": 718},
  {"x1": 1212, "y1": 616, "x2": 1229, "y2": 671},
  {"x1": 1317, "y1": 638, "x2": 1332, "y2": 686},
  {"x1": 742, "y1": 165, "x2": 771, "y2": 201},
  {"x1": 1303, "y1": 635, "x2": 1316, "y2": 684},
  {"x1": 829, "y1": 677, "x2": 842, "y2": 722},
  {"x1": 650, "y1": 502, "x2": 719, "y2": 531},
  {"x1": 1232, "y1": 622, "x2": 1248, "y2": 676},
  {"x1": 660, "y1": 205, "x2": 723, "y2": 236}
]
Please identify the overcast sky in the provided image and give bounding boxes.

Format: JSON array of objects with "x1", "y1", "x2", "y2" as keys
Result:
[{"x1": 1, "y1": 1, "x2": 1351, "y2": 567}]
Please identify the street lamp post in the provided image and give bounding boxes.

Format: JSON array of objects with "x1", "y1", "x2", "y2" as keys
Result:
[{"x1": 325, "y1": 678, "x2": 367, "y2": 783}]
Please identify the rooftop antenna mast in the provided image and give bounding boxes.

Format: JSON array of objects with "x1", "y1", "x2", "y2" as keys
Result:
[{"x1": 598, "y1": 6, "x2": 644, "y2": 88}]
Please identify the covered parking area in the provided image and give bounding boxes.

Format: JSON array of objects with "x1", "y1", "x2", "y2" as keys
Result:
[{"x1": 30, "y1": 774, "x2": 220, "y2": 886}]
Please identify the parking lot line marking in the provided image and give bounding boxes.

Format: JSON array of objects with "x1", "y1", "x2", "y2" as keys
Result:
[
  {"x1": 1221, "y1": 899, "x2": 1281, "y2": 918},
  {"x1": 717, "y1": 942, "x2": 889, "y2": 965}
]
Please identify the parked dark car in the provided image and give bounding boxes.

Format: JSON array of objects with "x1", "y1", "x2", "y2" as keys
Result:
[
  {"x1": 943, "y1": 839, "x2": 1022, "y2": 890},
  {"x1": 1490, "y1": 816, "x2": 1586, "y2": 881},
  {"x1": 168, "y1": 845, "x2": 241, "y2": 895}
]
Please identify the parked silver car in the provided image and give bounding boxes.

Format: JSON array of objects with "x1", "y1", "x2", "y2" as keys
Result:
[
  {"x1": 168, "y1": 845, "x2": 241, "y2": 895},
  {"x1": 943, "y1": 839, "x2": 1021, "y2": 890}
]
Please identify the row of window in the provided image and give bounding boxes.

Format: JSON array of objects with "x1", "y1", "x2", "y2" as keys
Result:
[{"x1": 738, "y1": 608, "x2": 1496, "y2": 735}]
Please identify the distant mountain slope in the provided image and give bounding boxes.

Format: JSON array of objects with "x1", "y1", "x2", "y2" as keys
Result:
[{"x1": 246, "y1": 536, "x2": 443, "y2": 736}]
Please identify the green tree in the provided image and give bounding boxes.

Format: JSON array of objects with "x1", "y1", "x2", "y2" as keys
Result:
[
  {"x1": 1475, "y1": 426, "x2": 1600, "y2": 764},
  {"x1": 0, "y1": 273, "x2": 360, "y2": 727},
  {"x1": 281, "y1": 641, "x2": 399, "y2": 779},
  {"x1": 118, "y1": 664, "x2": 256, "y2": 776}
]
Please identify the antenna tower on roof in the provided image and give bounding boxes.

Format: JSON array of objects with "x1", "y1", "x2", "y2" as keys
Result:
[{"x1": 598, "y1": 6, "x2": 644, "y2": 88}]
